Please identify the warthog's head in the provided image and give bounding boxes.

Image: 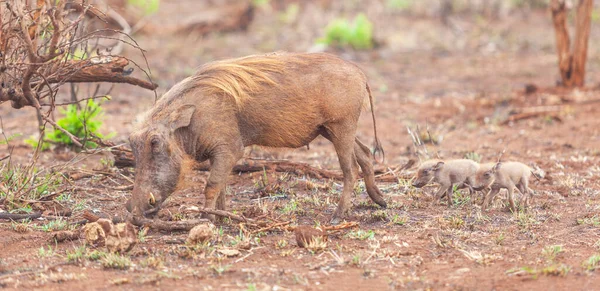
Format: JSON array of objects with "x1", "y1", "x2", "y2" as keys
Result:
[
  {"x1": 126, "y1": 105, "x2": 196, "y2": 217},
  {"x1": 473, "y1": 163, "x2": 500, "y2": 191},
  {"x1": 411, "y1": 160, "x2": 444, "y2": 188}
]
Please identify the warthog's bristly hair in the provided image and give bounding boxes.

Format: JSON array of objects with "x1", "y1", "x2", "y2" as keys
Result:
[{"x1": 191, "y1": 52, "x2": 298, "y2": 107}]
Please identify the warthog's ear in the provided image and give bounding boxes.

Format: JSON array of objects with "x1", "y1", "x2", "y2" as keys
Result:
[
  {"x1": 169, "y1": 105, "x2": 196, "y2": 132},
  {"x1": 432, "y1": 161, "x2": 444, "y2": 171}
]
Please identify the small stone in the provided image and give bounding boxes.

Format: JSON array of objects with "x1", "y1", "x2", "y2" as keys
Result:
[
  {"x1": 186, "y1": 223, "x2": 215, "y2": 245},
  {"x1": 218, "y1": 248, "x2": 241, "y2": 257},
  {"x1": 83, "y1": 219, "x2": 137, "y2": 253}
]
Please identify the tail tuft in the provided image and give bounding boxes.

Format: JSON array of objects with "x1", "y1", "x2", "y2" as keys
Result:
[{"x1": 366, "y1": 83, "x2": 385, "y2": 163}]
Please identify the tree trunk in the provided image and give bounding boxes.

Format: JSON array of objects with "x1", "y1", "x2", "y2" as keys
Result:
[
  {"x1": 572, "y1": 0, "x2": 593, "y2": 86},
  {"x1": 550, "y1": 0, "x2": 594, "y2": 87}
]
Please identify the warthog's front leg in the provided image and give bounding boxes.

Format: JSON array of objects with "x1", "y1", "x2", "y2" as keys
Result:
[{"x1": 203, "y1": 149, "x2": 241, "y2": 221}]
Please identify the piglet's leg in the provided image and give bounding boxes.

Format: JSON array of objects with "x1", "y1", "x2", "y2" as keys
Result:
[
  {"x1": 482, "y1": 188, "x2": 500, "y2": 211},
  {"x1": 432, "y1": 185, "x2": 448, "y2": 205},
  {"x1": 507, "y1": 185, "x2": 517, "y2": 211},
  {"x1": 446, "y1": 186, "x2": 453, "y2": 207},
  {"x1": 203, "y1": 149, "x2": 241, "y2": 221}
]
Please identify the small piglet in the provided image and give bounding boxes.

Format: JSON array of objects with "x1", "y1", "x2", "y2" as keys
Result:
[
  {"x1": 473, "y1": 162, "x2": 535, "y2": 211},
  {"x1": 412, "y1": 159, "x2": 479, "y2": 206}
]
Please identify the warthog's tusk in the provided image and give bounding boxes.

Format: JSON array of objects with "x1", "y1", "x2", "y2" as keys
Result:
[{"x1": 149, "y1": 192, "x2": 156, "y2": 205}]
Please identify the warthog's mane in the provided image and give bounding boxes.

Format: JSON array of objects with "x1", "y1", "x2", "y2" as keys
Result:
[
  {"x1": 143, "y1": 52, "x2": 308, "y2": 125},
  {"x1": 190, "y1": 52, "x2": 301, "y2": 107}
]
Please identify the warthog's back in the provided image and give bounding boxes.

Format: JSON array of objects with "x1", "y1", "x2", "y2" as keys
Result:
[
  {"x1": 444, "y1": 159, "x2": 479, "y2": 182},
  {"x1": 199, "y1": 52, "x2": 370, "y2": 148}
]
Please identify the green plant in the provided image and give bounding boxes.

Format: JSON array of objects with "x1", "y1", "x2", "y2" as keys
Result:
[
  {"x1": 86, "y1": 250, "x2": 107, "y2": 261},
  {"x1": 210, "y1": 263, "x2": 231, "y2": 276},
  {"x1": 252, "y1": 0, "x2": 270, "y2": 7},
  {"x1": 577, "y1": 215, "x2": 600, "y2": 227},
  {"x1": 26, "y1": 99, "x2": 112, "y2": 149},
  {"x1": 583, "y1": 254, "x2": 600, "y2": 271},
  {"x1": 371, "y1": 209, "x2": 388, "y2": 221},
  {"x1": 351, "y1": 254, "x2": 361, "y2": 266},
  {"x1": 541, "y1": 264, "x2": 571, "y2": 276},
  {"x1": 447, "y1": 215, "x2": 465, "y2": 229},
  {"x1": 1, "y1": 164, "x2": 63, "y2": 210},
  {"x1": 38, "y1": 245, "x2": 55, "y2": 258},
  {"x1": 386, "y1": 0, "x2": 413, "y2": 10},
  {"x1": 38, "y1": 218, "x2": 72, "y2": 232},
  {"x1": 318, "y1": 14, "x2": 373, "y2": 50},
  {"x1": 390, "y1": 214, "x2": 408, "y2": 225},
  {"x1": 11, "y1": 219, "x2": 31, "y2": 233},
  {"x1": 138, "y1": 227, "x2": 149, "y2": 243},
  {"x1": 276, "y1": 239, "x2": 288, "y2": 249},
  {"x1": 346, "y1": 229, "x2": 375, "y2": 240},
  {"x1": 452, "y1": 186, "x2": 471, "y2": 206},
  {"x1": 305, "y1": 237, "x2": 328, "y2": 254},
  {"x1": 494, "y1": 233, "x2": 505, "y2": 245},
  {"x1": 464, "y1": 151, "x2": 482, "y2": 163},
  {"x1": 542, "y1": 245, "x2": 564, "y2": 262},
  {"x1": 280, "y1": 199, "x2": 300, "y2": 215},
  {"x1": 102, "y1": 253, "x2": 132, "y2": 270},
  {"x1": 127, "y1": 0, "x2": 160, "y2": 15},
  {"x1": 66, "y1": 245, "x2": 86, "y2": 264}
]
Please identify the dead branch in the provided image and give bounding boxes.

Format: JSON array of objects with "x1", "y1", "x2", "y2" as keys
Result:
[
  {"x1": 0, "y1": 0, "x2": 157, "y2": 151},
  {"x1": 113, "y1": 149, "x2": 413, "y2": 182},
  {"x1": 322, "y1": 221, "x2": 359, "y2": 231},
  {"x1": 130, "y1": 216, "x2": 211, "y2": 231},
  {"x1": 43, "y1": 56, "x2": 157, "y2": 90},
  {"x1": 251, "y1": 221, "x2": 291, "y2": 234},
  {"x1": 175, "y1": 2, "x2": 254, "y2": 36},
  {"x1": 0, "y1": 212, "x2": 42, "y2": 221}
]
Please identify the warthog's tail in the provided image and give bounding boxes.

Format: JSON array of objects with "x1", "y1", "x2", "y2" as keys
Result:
[{"x1": 366, "y1": 83, "x2": 385, "y2": 163}]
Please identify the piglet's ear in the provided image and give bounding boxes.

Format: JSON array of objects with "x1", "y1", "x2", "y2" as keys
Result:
[
  {"x1": 433, "y1": 161, "x2": 445, "y2": 171},
  {"x1": 169, "y1": 105, "x2": 196, "y2": 132},
  {"x1": 492, "y1": 162, "x2": 502, "y2": 173}
]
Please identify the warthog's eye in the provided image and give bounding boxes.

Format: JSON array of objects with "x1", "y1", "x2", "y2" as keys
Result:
[{"x1": 150, "y1": 137, "x2": 160, "y2": 148}]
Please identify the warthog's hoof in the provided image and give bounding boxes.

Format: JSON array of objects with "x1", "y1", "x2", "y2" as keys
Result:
[
  {"x1": 201, "y1": 212, "x2": 216, "y2": 222},
  {"x1": 373, "y1": 197, "x2": 387, "y2": 208},
  {"x1": 330, "y1": 216, "x2": 343, "y2": 225}
]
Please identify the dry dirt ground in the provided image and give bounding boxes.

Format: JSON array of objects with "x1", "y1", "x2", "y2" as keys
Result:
[{"x1": 1, "y1": 1, "x2": 600, "y2": 290}]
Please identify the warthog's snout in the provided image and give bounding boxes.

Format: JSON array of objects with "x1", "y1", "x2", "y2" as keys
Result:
[{"x1": 412, "y1": 181, "x2": 426, "y2": 188}]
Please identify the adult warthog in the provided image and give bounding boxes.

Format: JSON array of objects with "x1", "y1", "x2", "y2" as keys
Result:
[{"x1": 126, "y1": 52, "x2": 386, "y2": 224}]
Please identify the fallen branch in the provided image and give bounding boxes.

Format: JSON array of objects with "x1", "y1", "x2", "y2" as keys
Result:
[
  {"x1": 0, "y1": 212, "x2": 42, "y2": 221},
  {"x1": 130, "y1": 216, "x2": 210, "y2": 231},
  {"x1": 321, "y1": 221, "x2": 360, "y2": 231},
  {"x1": 501, "y1": 105, "x2": 564, "y2": 125},
  {"x1": 251, "y1": 221, "x2": 291, "y2": 234},
  {"x1": 113, "y1": 151, "x2": 414, "y2": 182}
]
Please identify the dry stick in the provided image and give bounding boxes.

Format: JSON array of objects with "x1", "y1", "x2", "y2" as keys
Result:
[
  {"x1": 135, "y1": 207, "x2": 260, "y2": 231},
  {"x1": 0, "y1": 212, "x2": 42, "y2": 221},
  {"x1": 130, "y1": 216, "x2": 211, "y2": 231},
  {"x1": 251, "y1": 221, "x2": 291, "y2": 234},
  {"x1": 426, "y1": 122, "x2": 441, "y2": 159}
]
